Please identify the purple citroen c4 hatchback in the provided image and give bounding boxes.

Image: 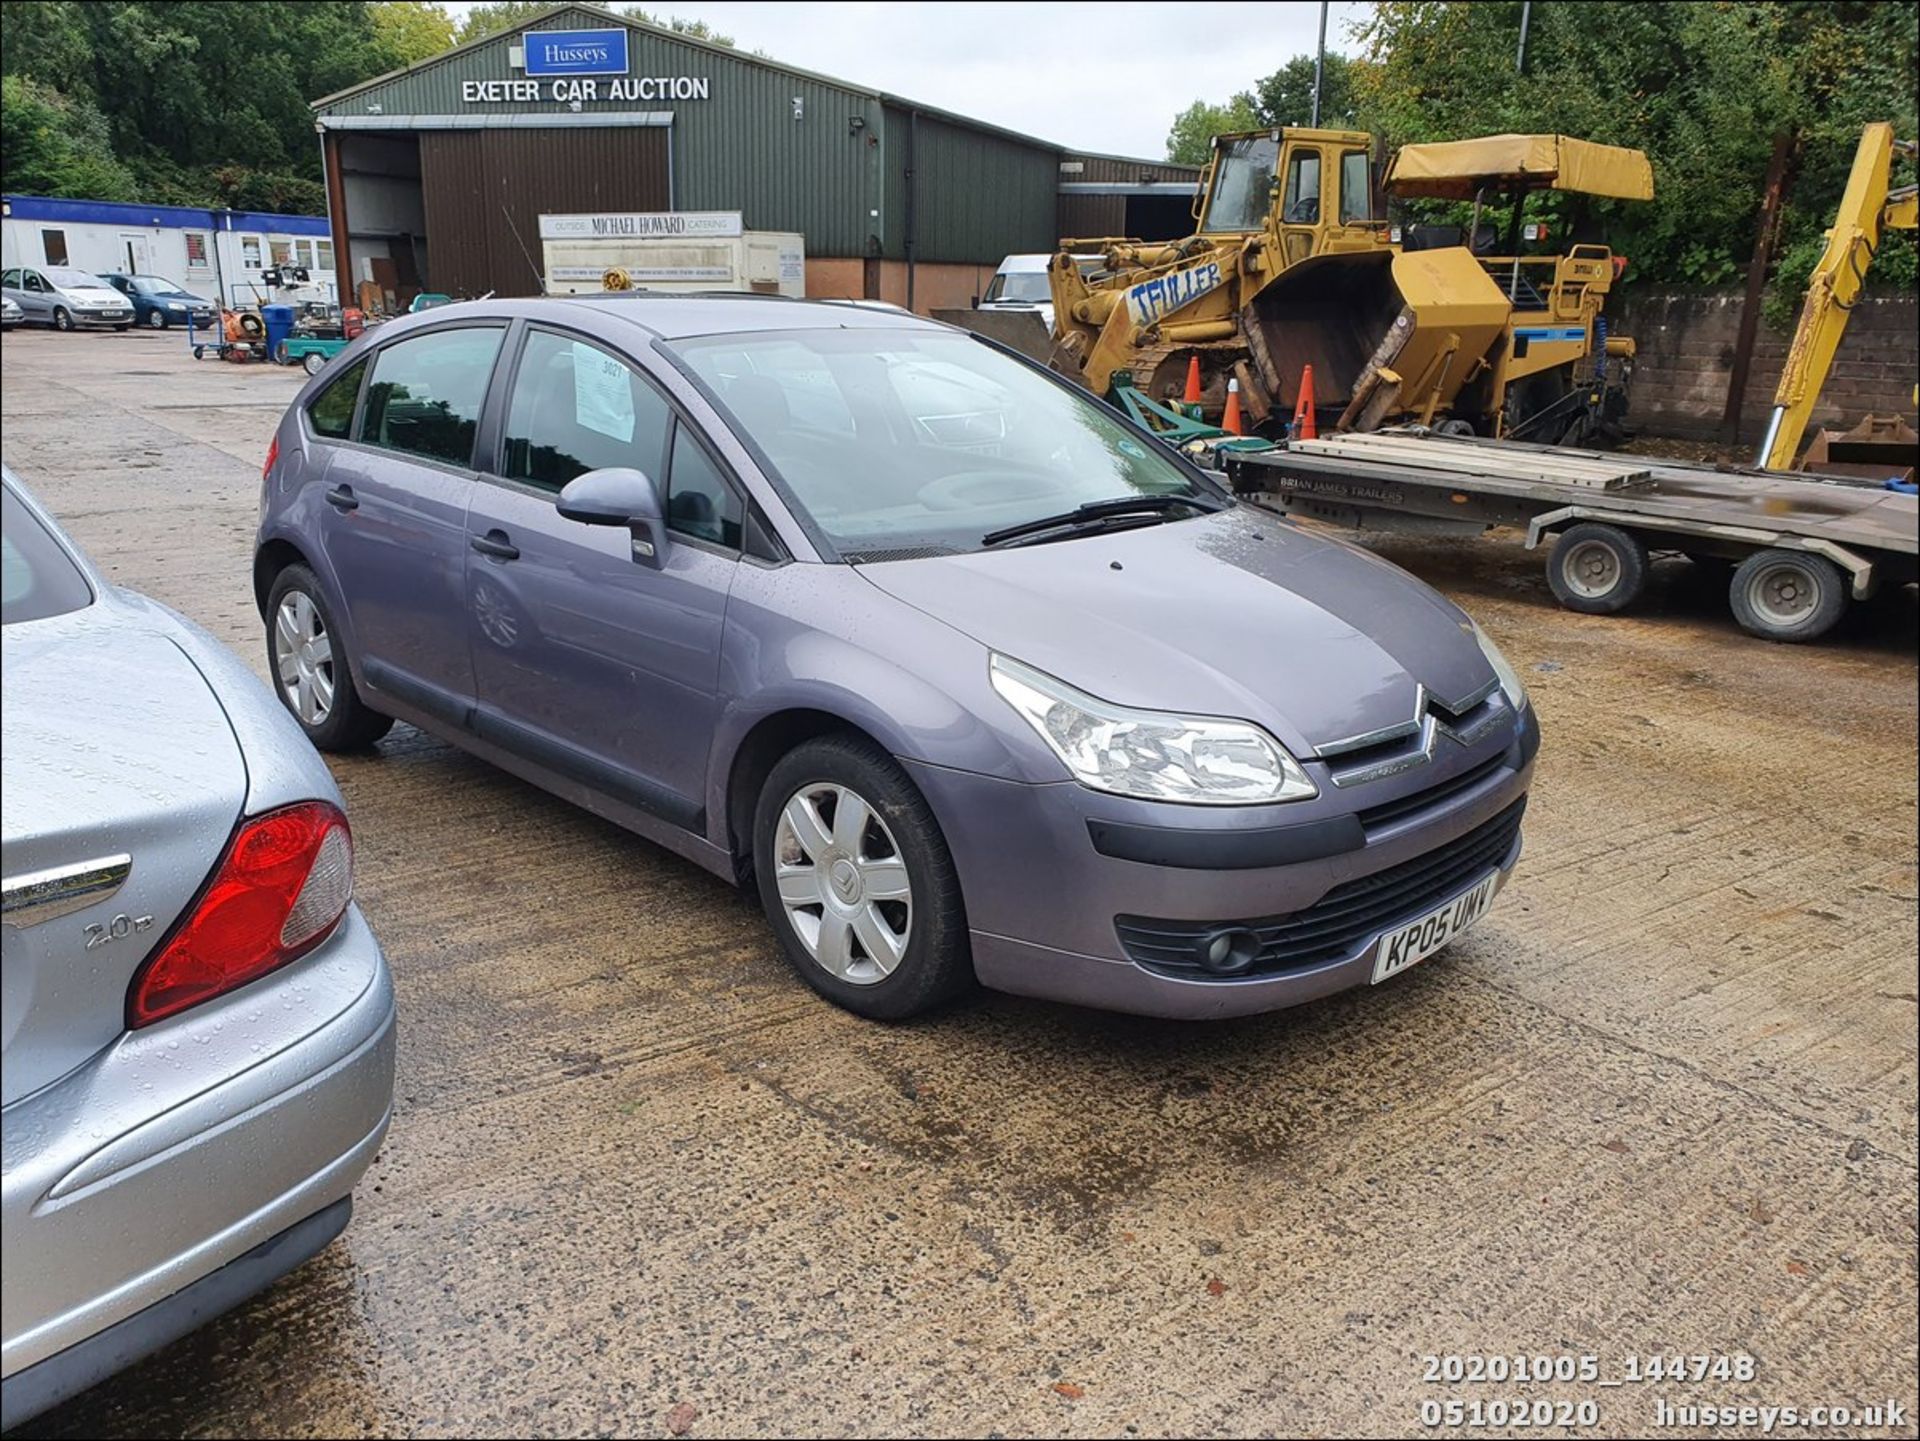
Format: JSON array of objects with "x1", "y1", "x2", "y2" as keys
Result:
[{"x1": 253, "y1": 295, "x2": 1537, "y2": 1021}]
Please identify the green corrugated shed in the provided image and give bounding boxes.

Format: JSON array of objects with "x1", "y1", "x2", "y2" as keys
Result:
[{"x1": 312, "y1": 2, "x2": 1095, "y2": 264}]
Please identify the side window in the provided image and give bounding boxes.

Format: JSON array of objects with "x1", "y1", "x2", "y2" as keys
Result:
[
  {"x1": 1, "y1": 270, "x2": 17, "y2": 287},
  {"x1": 361, "y1": 326, "x2": 504, "y2": 466},
  {"x1": 1282, "y1": 150, "x2": 1322, "y2": 225},
  {"x1": 500, "y1": 329, "x2": 672, "y2": 493},
  {"x1": 25, "y1": 272, "x2": 46, "y2": 293},
  {"x1": 1339, "y1": 151, "x2": 1373, "y2": 224},
  {"x1": 666, "y1": 421, "x2": 743, "y2": 549},
  {"x1": 308, "y1": 356, "x2": 369, "y2": 439}
]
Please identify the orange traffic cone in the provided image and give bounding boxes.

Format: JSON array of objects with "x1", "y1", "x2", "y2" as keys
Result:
[
  {"x1": 1292, "y1": 365, "x2": 1318, "y2": 440},
  {"x1": 1183, "y1": 354, "x2": 1203, "y2": 406},
  {"x1": 1222, "y1": 378, "x2": 1245, "y2": 436}
]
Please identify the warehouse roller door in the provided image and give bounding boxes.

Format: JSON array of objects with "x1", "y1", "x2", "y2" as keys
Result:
[{"x1": 419, "y1": 127, "x2": 671, "y2": 298}]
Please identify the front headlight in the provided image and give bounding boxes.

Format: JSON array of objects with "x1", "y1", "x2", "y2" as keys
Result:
[
  {"x1": 989, "y1": 653, "x2": 1317, "y2": 805},
  {"x1": 1470, "y1": 620, "x2": 1529, "y2": 712},
  {"x1": 166, "y1": 300, "x2": 186, "y2": 310}
]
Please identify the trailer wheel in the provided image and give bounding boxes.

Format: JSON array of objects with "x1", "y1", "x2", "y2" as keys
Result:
[
  {"x1": 192, "y1": 345, "x2": 205, "y2": 360},
  {"x1": 1729, "y1": 548, "x2": 1847, "y2": 643},
  {"x1": 1547, "y1": 523, "x2": 1649, "y2": 614}
]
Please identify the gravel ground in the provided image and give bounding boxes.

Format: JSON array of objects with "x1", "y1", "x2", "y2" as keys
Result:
[{"x1": 3, "y1": 326, "x2": 1915, "y2": 1440}]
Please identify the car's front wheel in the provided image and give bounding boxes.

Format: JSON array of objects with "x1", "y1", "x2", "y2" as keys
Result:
[
  {"x1": 147, "y1": 309, "x2": 168, "y2": 330},
  {"x1": 753, "y1": 735, "x2": 971, "y2": 1020},
  {"x1": 265, "y1": 563, "x2": 393, "y2": 750},
  {"x1": 52, "y1": 306, "x2": 73, "y2": 332}
]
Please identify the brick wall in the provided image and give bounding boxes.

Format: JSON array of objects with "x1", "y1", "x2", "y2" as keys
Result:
[{"x1": 1612, "y1": 290, "x2": 1918, "y2": 444}]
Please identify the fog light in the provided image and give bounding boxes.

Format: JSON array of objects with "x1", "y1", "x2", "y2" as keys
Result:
[{"x1": 1197, "y1": 927, "x2": 1261, "y2": 975}]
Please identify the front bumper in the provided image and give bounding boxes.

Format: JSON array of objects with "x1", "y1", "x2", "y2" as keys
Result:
[
  {"x1": 0, "y1": 905, "x2": 395, "y2": 1411},
  {"x1": 69, "y1": 310, "x2": 132, "y2": 328},
  {"x1": 904, "y1": 706, "x2": 1538, "y2": 1020}
]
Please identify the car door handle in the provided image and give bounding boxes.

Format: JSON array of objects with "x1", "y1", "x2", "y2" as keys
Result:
[
  {"x1": 324, "y1": 485, "x2": 358, "y2": 512},
  {"x1": 471, "y1": 531, "x2": 520, "y2": 561}
]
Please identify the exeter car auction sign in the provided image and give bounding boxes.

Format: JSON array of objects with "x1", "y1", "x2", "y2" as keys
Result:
[{"x1": 537, "y1": 212, "x2": 745, "y2": 240}]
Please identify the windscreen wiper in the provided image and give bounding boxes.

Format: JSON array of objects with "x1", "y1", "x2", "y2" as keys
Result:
[{"x1": 980, "y1": 493, "x2": 1224, "y2": 549}]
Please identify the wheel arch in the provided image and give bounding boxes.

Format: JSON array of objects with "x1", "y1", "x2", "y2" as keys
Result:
[
  {"x1": 253, "y1": 537, "x2": 311, "y2": 619},
  {"x1": 720, "y1": 707, "x2": 896, "y2": 882}
]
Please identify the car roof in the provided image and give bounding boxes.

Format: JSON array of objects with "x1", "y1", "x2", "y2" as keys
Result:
[{"x1": 390, "y1": 293, "x2": 952, "y2": 343}]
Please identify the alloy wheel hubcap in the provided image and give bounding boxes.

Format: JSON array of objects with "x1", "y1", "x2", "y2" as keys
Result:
[
  {"x1": 773, "y1": 782, "x2": 912, "y2": 986},
  {"x1": 274, "y1": 590, "x2": 336, "y2": 725}
]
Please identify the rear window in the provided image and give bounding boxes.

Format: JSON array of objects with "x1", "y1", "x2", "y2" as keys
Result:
[
  {"x1": 361, "y1": 326, "x2": 505, "y2": 467},
  {"x1": 308, "y1": 356, "x2": 368, "y2": 439},
  {"x1": 2, "y1": 486, "x2": 93, "y2": 625}
]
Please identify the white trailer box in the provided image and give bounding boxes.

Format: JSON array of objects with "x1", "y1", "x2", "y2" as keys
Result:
[{"x1": 538, "y1": 211, "x2": 804, "y2": 297}]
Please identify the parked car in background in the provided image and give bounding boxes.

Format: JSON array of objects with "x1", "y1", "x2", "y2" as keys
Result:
[
  {"x1": 1, "y1": 296, "x2": 21, "y2": 330},
  {"x1": 253, "y1": 296, "x2": 1535, "y2": 1025},
  {"x1": 0, "y1": 267, "x2": 133, "y2": 331},
  {"x1": 1, "y1": 469, "x2": 396, "y2": 1429},
  {"x1": 101, "y1": 272, "x2": 218, "y2": 331}
]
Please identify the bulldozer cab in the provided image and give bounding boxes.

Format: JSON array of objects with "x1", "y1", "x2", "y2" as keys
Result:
[{"x1": 1198, "y1": 128, "x2": 1386, "y2": 264}]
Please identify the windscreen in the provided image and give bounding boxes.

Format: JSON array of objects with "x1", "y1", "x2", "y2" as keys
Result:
[
  {"x1": 1201, "y1": 135, "x2": 1279, "y2": 232},
  {"x1": 45, "y1": 267, "x2": 107, "y2": 289},
  {"x1": 982, "y1": 271, "x2": 1051, "y2": 304},
  {"x1": 672, "y1": 328, "x2": 1210, "y2": 557}
]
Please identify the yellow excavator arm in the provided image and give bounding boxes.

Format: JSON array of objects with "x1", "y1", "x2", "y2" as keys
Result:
[{"x1": 1757, "y1": 123, "x2": 1918, "y2": 469}]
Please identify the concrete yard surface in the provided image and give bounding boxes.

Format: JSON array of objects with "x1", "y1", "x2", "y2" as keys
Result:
[{"x1": 2, "y1": 328, "x2": 1915, "y2": 1439}]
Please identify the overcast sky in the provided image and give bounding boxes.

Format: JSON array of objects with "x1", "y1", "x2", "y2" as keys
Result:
[{"x1": 441, "y1": 2, "x2": 1371, "y2": 159}]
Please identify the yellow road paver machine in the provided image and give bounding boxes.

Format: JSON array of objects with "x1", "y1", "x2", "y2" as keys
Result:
[{"x1": 1048, "y1": 129, "x2": 1652, "y2": 445}]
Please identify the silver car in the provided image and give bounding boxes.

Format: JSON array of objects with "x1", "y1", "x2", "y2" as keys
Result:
[
  {"x1": 0, "y1": 266, "x2": 134, "y2": 331},
  {"x1": 1, "y1": 470, "x2": 396, "y2": 1428},
  {"x1": 1, "y1": 295, "x2": 21, "y2": 330}
]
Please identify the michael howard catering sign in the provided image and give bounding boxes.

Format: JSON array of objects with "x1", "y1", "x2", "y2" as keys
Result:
[{"x1": 523, "y1": 29, "x2": 630, "y2": 77}]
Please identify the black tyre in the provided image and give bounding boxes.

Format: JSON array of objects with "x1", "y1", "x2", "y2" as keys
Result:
[
  {"x1": 1546, "y1": 522, "x2": 1649, "y2": 615},
  {"x1": 192, "y1": 344, "x2": 206, "y2": 360},
  {"x1": 753, "y1": 734, "x2": 971, "y2": 1020},
  {"x1": 52, "y1": 306, "x2": 73, "y2": 332},
  {"x1": 1729, "y1": 548, "x2": 1848, "y2": 643},
  {"x1": 147, "y1": 309, "x2": 168, "y2": 330},
  {"x1": 274, "y1": 340, "x2": 291, "y2": 365},
  {"x1": 264, "y1": 563, "x2": 393, "y2": 750},
  {"x1": 303, "y1": 351, "x2": 327, "y2": 376}
]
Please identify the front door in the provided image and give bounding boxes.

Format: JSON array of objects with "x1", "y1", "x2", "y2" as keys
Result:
[
  {"x1": 120, "y1": 234, "x2": 151, "y2": 275},
  {"x1": 314, "y1": 323, "x2": 507, "y2": 725},
  {"x1": 1277, "y1": 143, "x2": 1326, "y2": 266},
  {"x1": 464, "y1": 325, "x2": 741, "y2": 833}
]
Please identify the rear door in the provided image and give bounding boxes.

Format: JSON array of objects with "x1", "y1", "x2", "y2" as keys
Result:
[
  {"x1": 463, "y1": 324, "x2": 741, "y2": 832},
  {"x1": 313, "y1": 322, "x2": 506, "y2": 725}
]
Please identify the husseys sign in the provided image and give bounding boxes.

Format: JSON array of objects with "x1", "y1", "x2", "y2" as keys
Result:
[{"x1": 457, "y1": 27, "x2": 715, "y2": 105}]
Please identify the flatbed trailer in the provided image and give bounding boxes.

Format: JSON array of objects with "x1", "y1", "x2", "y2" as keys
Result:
[{"x1": 1224, "y1": 431, "x2": 1919, "y2": 643}]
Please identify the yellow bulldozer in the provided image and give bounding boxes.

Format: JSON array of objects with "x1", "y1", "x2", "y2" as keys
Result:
[{"x1": 1047, "y1": 128, "x2": 1653, "y2": 445}]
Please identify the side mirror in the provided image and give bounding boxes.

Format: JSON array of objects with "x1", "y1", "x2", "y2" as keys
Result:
[{"x1": 557, "y1": 467, "x2": 669, "y2": 567}]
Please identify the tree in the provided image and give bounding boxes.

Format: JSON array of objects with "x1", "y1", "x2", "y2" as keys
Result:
[
  {"x1": 1351, "y1": 1, "x2": 1917, "y2": 304},
  {"x1": 0, "y1": 73, "x2": 138, "y2": 201},
  {"x1": 1253, "y1": 53, "x2": 1359, "y2": 130},
  {"x1": 1165, "y1": 94, "x2": 1259, "y2": 166},
  {"x1": 370, "y1": 1, "x2": 455, "y2": 67}
]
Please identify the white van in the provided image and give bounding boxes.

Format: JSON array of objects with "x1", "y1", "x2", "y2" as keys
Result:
[{"x1": 977, "y1": 254, "x2": 1056, "y2": 329}]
